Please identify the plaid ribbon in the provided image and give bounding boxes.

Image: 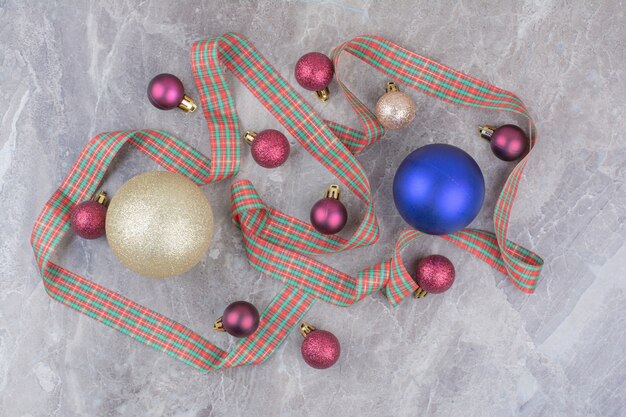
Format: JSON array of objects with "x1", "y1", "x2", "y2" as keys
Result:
[{"x1": 31, "y1": 33, "x2": 543, "y2": 371}]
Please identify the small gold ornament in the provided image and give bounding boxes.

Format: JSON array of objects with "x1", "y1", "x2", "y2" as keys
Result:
[
  {"x1": 375, "y1": 81, "x2": 417, "y2": 130},
  {"x1": 105, "y1": 171, "x2": 214, "y2": 278}
]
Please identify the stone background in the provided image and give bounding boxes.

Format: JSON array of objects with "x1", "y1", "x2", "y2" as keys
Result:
[{"x1": 0, "y1": 0, "x2": 624, "y2": 416}]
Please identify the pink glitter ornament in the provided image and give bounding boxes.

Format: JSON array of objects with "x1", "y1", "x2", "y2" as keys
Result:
[
  {"x1": 294, "y1": 52, "x2": 334, "y2": 101},
  {"x1": 300, "y1": 323, "x2": 340, "y2": 370},
  {"x1": 414, "y1": 255, "x2": 456, "y2": 295},
  {"x1": 244, "y1": 129, "x2": 290, "y2": 168},
  {"x1": 70, "y1": 192, "x2": 108, "y2": 239}
]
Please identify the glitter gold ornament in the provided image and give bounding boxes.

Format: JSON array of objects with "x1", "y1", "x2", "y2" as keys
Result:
[
  {"x1": 375, "y1": 81, "x2": 417, "y2": 130},
  {"x1": 105, "y1": 171, "x2": 214, "y2": 278}
]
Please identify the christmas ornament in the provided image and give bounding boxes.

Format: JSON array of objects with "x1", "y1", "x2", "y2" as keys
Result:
[
  {"x1": 375, "y1": 81, "x2": 417, "y2": 130},
  {"x1": 479, "y1": 124, "x2": 529, "y2": 161},
  {"x1": 244, "y1": 129, "x2": 290, "y2": 168},
  {"x1": 70, "y1": 191, "x2": 108, "y2": 239},
  {"x1": 310, "y1": 185, "x2": 348, "y2": 235},
  {"x1": 147, "y1": 73, "x2": 197, "y2": 112},
  {"x1": 105, "y1": 171, "x2": 213, "y2": 278},
  {"x1": 393, "y1": 144, "x2": 485, "y2": 235},
  {"x1": 214, "y1": 301, "x2": 260, "y2": 338},
  {"x1": 294, "y1": 52, "x2": 334, "y2": 101},
  {"x1": 300, "y1": 323, "x2": 340, "y2": 369},
  {"x1": 413, "y1": 255, "x2": 456, "y2": 298}
]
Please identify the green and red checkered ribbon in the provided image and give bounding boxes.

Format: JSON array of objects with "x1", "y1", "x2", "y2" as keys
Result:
[{"x1": 31, "y1": 33, "x2": 543, "y2": 371}]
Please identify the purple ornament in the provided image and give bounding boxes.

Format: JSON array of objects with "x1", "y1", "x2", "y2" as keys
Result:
[
  {"x1": 147, "y1": 73, "x2": 196, "y2": 112},
  {"x1": 248, "y1": 129, "x2": 290, "y2": 168},
  {"x1": 70, "y1": 200, "x2": 107, "y2": 239},
  {"x1": 301, "y1": 329, "x2": 340, "y2": 369},
  {"x1": 310, "y1": 186, "x2": 347, "y2": 235},
  {"x1": 487, "y1": 124, "x2": 529, "y2": 161},
  {"x1": 221, "y1": 301, "x2": 260, "y2": 338},
  {"x1": 294, "y1": 52, "x2": 334, "y2": 92},
  {"x1": 414, "y1": 255, "x2": 455, "y2": 294}
]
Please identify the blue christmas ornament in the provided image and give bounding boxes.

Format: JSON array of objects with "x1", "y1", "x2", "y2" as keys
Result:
[{"x1": 393, "y1": 143, "x2": 485, "y2": 235}]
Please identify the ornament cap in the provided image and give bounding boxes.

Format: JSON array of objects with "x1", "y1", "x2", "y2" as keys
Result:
[
  {"x1": 177, "y1": 95, "x2": 197, "y2": 112},
  {"x1": 413, "y1": 287, "x2": 428, "y2": 299},
  {"x1": 213, "y1": 316, "x2": 225, "y2": 332},
  {"x1": 92, "y1": 190, "x2": 108, "y2": 206},
  {"x1": 324, "y1": 185, "x2": 341, "y2": 200},
  {"x1": 300, "y1": 322, "x2": 317, "y2": 338},
  {"x1": 386, "y1": 81, "x2": 399, "y2": 93},
  {"x1": 479, "y1": 125, "x2": 497, "y2": 141},
  {"x1": 316, "y1": 87, "x2": 330, "y2": 102},
  {"x1": 244, "y1": 130, "x2": 258, "y2": 145}
]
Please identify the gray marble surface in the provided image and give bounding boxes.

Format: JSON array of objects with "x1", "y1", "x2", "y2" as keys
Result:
[{"x1": 1, "y1": 0, "x2": 625, "y2": 416}]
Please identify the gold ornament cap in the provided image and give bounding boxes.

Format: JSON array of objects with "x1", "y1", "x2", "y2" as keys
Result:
[
  {"x1": 243, "y1": 130, "x2": 258, "y2": 145},
  {"x1": 324, "y1": 184, "x2": 341, "y2": 200},
  {"x1": 92, "y1": 190, "x2": 108, "y2": 206},
  {"x1": 479, "y1": 125, "x2": 497, "y2": 141},
  {"x1": 300, "y1": 322, "x2": 317, "y2": 337},
  {"x1": 213, "y1": 316, "x2": 225, "y2": 332},
  {"x1": 386, "y1": 81, "x2": 399, "y2": 93},
  {"x1": 316, "y1": 87, "x2": 330, "y2": 102},
  {"x1": 413, "y1": 286, "x2": 428, "y2": 299},
  {"x1": 178, "y1": 95, "x2": 197, "y2": 112}
]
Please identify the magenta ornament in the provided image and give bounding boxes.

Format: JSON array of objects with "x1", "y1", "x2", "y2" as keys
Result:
[
  {"x1": 414, "y1": 255, "x2": 456, "y2": 294},
  {"x1": 480, "y1": 124, "x2": 529, "y2": 161},
  {"x1": 245, "y1": 129, "x2": 290, "y2": 168},
  {"x1": 300, "y1": 323, "x2": 340, "y2": 370},
  {"x1": 70, "y1": 197, "x2": 107, "y2": 240},
  {"x1": 147, "y1": 73, "x2": 197, "y2": 112},
  {"x1": 294, "y1": 52, "x2": 334, "y2": 101},
  {"x1": 217, "y1": 301, "x2": 260, "y2": 338},
  {"x1": 310, "y1": 185, "x2": 347, "y2": 235}
]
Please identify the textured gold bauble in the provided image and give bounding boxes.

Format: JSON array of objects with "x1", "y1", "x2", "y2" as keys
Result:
[
  {"x1": 105, "y1": 171, "x2": 214, "y2": 278},
  {"x1": 375, "y1": 91, "x2": 417, "y2": 130}
]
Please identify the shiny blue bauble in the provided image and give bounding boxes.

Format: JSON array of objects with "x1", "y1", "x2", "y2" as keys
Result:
[{"x1": 393, "y1": 143, "x2": 485, "y2": 235}]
